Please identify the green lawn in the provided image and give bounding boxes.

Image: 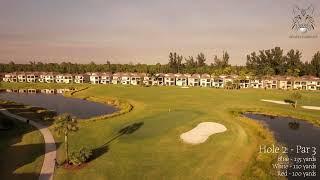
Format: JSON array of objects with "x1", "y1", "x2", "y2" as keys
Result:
[{"x1": 1, "y1": 83, "x2": 320, "y2": 179}]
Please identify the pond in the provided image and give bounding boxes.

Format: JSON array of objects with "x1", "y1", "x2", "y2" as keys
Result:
[
  {"x1": 244, "y1": 113, "x2": 320, "y2": 179},
  {"x1": 0, "y1": 92, "x2": 118, "y2": 119}
]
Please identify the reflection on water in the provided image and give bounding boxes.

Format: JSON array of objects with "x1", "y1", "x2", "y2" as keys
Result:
[
  {"x1": 0, "y1": 92, "x2": 117, "y2": 119},
  {"x1": 244, "y1": 113, "x2": 320, "y2": 180}
]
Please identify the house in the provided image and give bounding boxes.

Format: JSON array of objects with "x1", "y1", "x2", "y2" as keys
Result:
[
  {"x1": 74, "y1": 73, "x2": 90, "y2": 83},
  {"x1": 112, "y1": 73, "x2": 122, "y2": 84},
  {"x1": 152, "y1": 73, "x2": 165, "y2": 86},
  {"x1": 285, "y1": 76, "x2": 295, "y2": 90},
  {"x1": 239, "y1": 76, "x2": 250, "y2": 88},
  {"x1": 164, "y1": 73, "x2": 175, "y2": 86},
  {"x1": 26, "y1": 73, "x2": 39, "y2": 83},
  {"x1": 143, "y1": 74, "x2": 152, "y2": 86},
  {"x1": 276, "y1": 76, "x2": 294, "y2": 90},
  {"x1": 211, "y1": 76, "x2": 224, "y2": 88},
  {"x1": 200, "y1": 74, "x2": 211, "y2": 87},
  {"x1": 130, "y1": 73, "x2": 143, "y2": 85},
  {"x1": 90, "y1": 73, "x2": 101, "y2": 84},
  {"x1": 44, "y1": 73, "x2": 55, "y2": 83},
  {"x1": 250, "y1": 78, "x2": 263, "y2": 89},
  {"x1": 3, "y1": 73, "x2": 16, "y2": 82},
  {"x1": 17, "y1": 73, "x2": 27, "y2": 82},
  {"x1": 121, "y1": 73, "x2": 131, "y2": 85},
  {"x1": 303, "y1": 76, "x2": 320, "y2": 91},
  {"x1": 38, "y1": 73, "x2": 46, "y2": 83},
  {"x1": 175, "y1": 74, "x2": 188, "y2": 86},
  {"x1": 262, "y1": 77, "x2": 278, "y2": 89},
  {"x1": 63, "y1": 74, "x2": 73, "y2": 84},
  {"x1": 55, "y1": 74, "x2": 64, "y2": 83},
  {"x1": 100, "y1": 73, "x2": 112, "y2": 84},
  {"x1": 188, "y1": 74, "x2": 200, "y2": 86}
]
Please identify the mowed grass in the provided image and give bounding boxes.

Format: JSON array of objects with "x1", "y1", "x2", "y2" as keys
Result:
[
  {"x1": 0, "y1": 114, "x2": 44, "y2": 180},
  {"x1": 53, "y1": 85, "x2": 319, "y2": 179},
  {"x1": 1, "y1": 83, "x2": 320, "y2": 179}
]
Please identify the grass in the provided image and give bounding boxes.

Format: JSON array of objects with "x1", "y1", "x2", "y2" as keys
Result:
[
  {"x1": 0, "y1": 113, "x2": 44, "y2": 180},
  {"x1": 1, "y1": 82, "x2": 320, "y2": 179}
]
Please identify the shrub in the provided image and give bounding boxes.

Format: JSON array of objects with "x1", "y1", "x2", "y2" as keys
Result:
[{"x1": 69, "y1": 147, "x2": 93, "y2": 166}]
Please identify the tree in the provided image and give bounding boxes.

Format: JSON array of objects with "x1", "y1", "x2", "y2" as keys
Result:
[
  {"x1": 225, "y1": 81, "x2": 233, "y2": 89},
  {"x1": 54, "y1": 114, "x2": 78, "y2": 163},
  {"x1": 168, "y1": 52, "x2": 183, "y2": 73},
  {"x1": 310, "y1": 51, "x2": 320, "y2": 77},
  {"x1": 213, "y1": 51, "x2": 230, "y2": 69},
  {"x1": 290, "y1": 91, "x2": 302, "y2": 108},
  {"x1": 284, "y1": 49, "x2": 302, "y2": 76},
  {"x1": 196, "y1": 53, "x2": 206, "y2": 67}
]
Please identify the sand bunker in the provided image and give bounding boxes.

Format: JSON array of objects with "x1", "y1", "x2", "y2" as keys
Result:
[
  {"x1": 261, "y1": 99, "x2": 289, "y2": 105},
  {"x1": 180, "y1": 122, "x2": 227, "y2": 144},
  {"x1": 301, "y1": 106, "x2": 320, "y2": 110}
]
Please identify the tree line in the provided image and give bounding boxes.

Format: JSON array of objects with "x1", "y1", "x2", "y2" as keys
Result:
[{"x1": 0, "y1": 47, "x2": 319, "y2": 77}]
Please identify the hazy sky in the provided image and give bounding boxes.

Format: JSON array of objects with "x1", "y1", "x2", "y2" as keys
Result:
[{"x1": 0, "y1": 0, "x2": 319, "y2": 65}]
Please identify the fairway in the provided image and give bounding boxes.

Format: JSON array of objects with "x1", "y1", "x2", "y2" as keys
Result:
[
  {"x1": 1, "y1": 83, "x2": 320, "y2": 179},
  {"x1": 51, "y1": 85, "x2": 320, "y2": 179}
]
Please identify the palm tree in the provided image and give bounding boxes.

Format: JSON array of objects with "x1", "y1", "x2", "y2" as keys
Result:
[{"x1": 54, "y1": 113, "x2": 78, "y2": 163}]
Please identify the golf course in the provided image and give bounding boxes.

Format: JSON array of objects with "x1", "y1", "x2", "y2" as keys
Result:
[{"x1": 1, "y1": 82, "x2": 320, "y2": 179}]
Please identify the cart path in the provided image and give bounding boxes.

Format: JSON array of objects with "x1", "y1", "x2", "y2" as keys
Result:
[{"x1": 0, "y1": 108, "x2": 56, "y2": 180}]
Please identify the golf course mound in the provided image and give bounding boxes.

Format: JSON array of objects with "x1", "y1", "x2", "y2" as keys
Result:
[
  {"x1": 261, "y1": 99, "x2": 289, "y2": 105},
  {"x1": 180, "y1": 122, "x2": 227, "y2": 144}
]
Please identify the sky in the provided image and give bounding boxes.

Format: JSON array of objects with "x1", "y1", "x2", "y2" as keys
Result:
[{"x1": 0, "y1": 0, "x2": 319, "y2": 65}]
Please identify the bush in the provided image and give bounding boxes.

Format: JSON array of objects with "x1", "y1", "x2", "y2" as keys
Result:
[{"x1": 69, "y1": 147, "x2": 93, "y2": 165}]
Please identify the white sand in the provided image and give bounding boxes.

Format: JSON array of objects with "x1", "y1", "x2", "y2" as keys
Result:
[
  {"x1": 301, "y1": 106, "x2": 320, "y2": 110},
  {"x1": 180, "y1": 122, "x2": 227, "y2": 144},
  {"x1": 261, "y1": 99, "x2": 290, "y2": 105}
]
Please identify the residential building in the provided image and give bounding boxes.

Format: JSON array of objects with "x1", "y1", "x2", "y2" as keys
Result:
[
  {"x1": 262, "y1": 77, "x2": 278, "y2": 89},
  {"x1": 75, "y1": 73, "x2": 90, "y2": 83},
  {"x1": 63, "y1": 74, "x2": 73, "y2": 84},
  {"x1": 250, "y1": 78, "x2": 263, "y2": 89},
  {"x1": 112, "y1": 73, "x2": 122, "y2": 84},
  {"x1": 44, "y1": 73, "x2": 55, "y2": 83},
  {"x1": 130, "y1": 73, "x2": 143, "y2": 85},
  {"x1": 38, "y1": 73, "x2": 46, "y2": 83},
  {"x1": 17, "y1": 73, "x2": 27, "y2": 82},
  {"x1": 26, "y1": 73, "x2": 39, "y2": 83},
  {"x1": 211, "y1": 76, "x2": 224, "y2": 88},
  {"x1": 55, "y1": 74, "x2": 64, "y2": 83},
  {"x1": 3, "y1": 73, "x2": 17, "y2": 82},
  {"x1": 152, "y1": 73, "x2": 165, "y2": 86},
  {"x1": 100, "y1": 73, "x2": 112, "y2": 84},
  {"x1": 143, "y1": 74, "x2": 152, "y2": 86},
  {"x1": 175, "y1": 74, "x2": 188, "y2": 86},
  {"x1": 188, "y1": 74, "x2": 200, "y2": 87},
  {"x1": 164, "y1": 73, "x2": 175, "y2": 86},
  {"x1": 239, "y1": 76, "x2": 250, "y2": 88},
  {"x1": 303, "y1": 76, "x2": 320, "y2": 91},
  {"x1": 121, "y1": 73, "x2": 131, "y2": 85},
  {"x1": 90, "y1": 73, "x2": 101, "y2": 84},
  {"x1": 200, "y1": 74, "x2": 211, "y2": 87}
]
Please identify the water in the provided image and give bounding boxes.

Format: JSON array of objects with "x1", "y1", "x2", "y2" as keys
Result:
[
  {"x1": 244, "y1": 113, "x2": 320, "y2": 179},
  {"x1": 0, "y1": 92, "x2": 118, "y2": 119}
]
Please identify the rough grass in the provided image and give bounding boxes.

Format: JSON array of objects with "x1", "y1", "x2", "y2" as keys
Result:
[
  {"x1": 0, "y1": 114, "x2": 44, "y2": 180},
  {"x1": 1, "y1": 83, "x2": 320, "y2": 179}
]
